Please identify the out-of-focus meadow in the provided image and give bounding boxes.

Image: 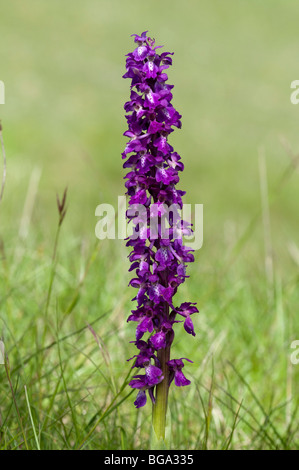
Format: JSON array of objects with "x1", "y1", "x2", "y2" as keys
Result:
[{"x1": 0, "y1": 0, "x2": 298, "y2": 450}]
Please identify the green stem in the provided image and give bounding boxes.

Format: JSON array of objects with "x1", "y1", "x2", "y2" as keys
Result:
[{"x1": 152, "y1": 345, "x2": 170, "y2": 442}]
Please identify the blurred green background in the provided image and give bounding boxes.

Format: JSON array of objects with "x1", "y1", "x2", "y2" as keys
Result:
[{"x1": 0, "y1": 0, "x2": 298, "y2": 450}]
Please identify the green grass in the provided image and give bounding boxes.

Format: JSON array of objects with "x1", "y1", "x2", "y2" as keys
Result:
[{"x1": 0, "y1": 0, "x2": 299, "y2": 450}]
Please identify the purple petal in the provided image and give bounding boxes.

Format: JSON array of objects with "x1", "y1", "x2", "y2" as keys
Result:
[
  {"x1": 145, "y1": 364, "x2": 164, "y2": 385},
  {"x1": 133, "y1": 45, "x2": 148, "y2": 61},
  {"x1": 174, "y1": 370, "x2": 191, "y2": 387},
  {"x1": 134, "y1": 390, "x2": 147, "y2": 408},
  {"x1": 150, "y1": 331, "x2": 167, "y2": 350},
  {"x1": 184, "y1": 316, "x2": 196, "y2": 336}
]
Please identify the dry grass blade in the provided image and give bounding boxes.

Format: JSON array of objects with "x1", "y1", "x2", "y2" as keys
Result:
[{"x1": 56, "y1": 187, "x2": 68, "y2": 226}]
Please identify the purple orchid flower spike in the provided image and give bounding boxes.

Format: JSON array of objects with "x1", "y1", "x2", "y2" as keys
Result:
[{"x1": 122, "y1": 32, "x2": 198, "y2": 441}]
